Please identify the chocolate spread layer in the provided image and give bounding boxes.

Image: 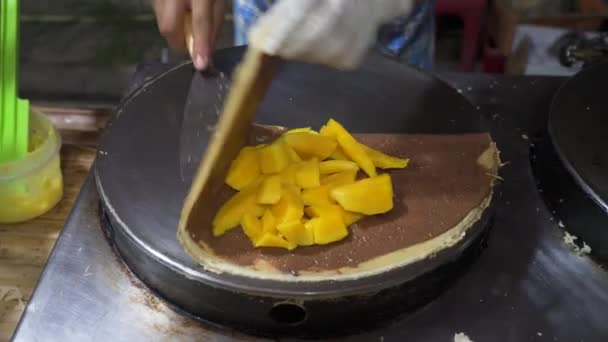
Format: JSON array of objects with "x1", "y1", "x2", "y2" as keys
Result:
[{"x1": 187, "y1": 129, "x2": 494, "y2": 273}]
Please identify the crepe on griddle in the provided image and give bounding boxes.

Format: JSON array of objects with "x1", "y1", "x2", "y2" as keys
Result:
[{"x1": 178, "y1": 125, "x2": 500, "y2": 282}]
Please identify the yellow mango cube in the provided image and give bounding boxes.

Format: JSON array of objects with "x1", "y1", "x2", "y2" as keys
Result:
[
  {"x1": 283, "y1": 183, "x2": 302, "y2": 197},
  {"x1": 295, "y1": 158, "x2": 320, "y2": 189},
  {"x1": 302, "y1": 170, "x2": 357, "y2": 206},
  {"x1": 255, "y1": 233, "x2": 295, "y2": 250},
  {"x1": 319, "y1": 123, "x2": 340, "y2": 137},
  {"x1": 240, "y1": 213, "x2": 263, "y2": 242},
  {"x1": 282, "y1": 132, "x2": 337, "y2": 160},
  {"x1": 301, "y1": 186, "x2": 332, "y2": 206},
  {"x1": 213, "y1": 183, "x2": 265, "y2": 236},
  {"x1": 361, "y1": 145, "x2": 410, "y2": 169},
  {"x1": 330, "y1": 174, "x2": 394, "y2": 215},
  {"x1": 319, "y1": 160, "x2": 359, "y2": 174},
  {"x1": 283, "y1": 143, "x2": 302, "y2": 162},
  {"x1": 257, "y1": 175, "x2": 283, "y2": 205},
  {"x1": 279, "y1": 163, "x2": 299, "y2": 186},
  {"x1": 320, "y1": 170, "x2": 357, "y2": 187},
  {"x1": 271, "y1": 188, "x2": 304, "y2": 225},
  {"x1": 259, "y1": 142, "x2": 289, "y2": 174},
  {"x1": 225, "y1": 147, "x2": 260, "y2": 190},
  {"x1": 329, "y1": 146, "x2": 349, "y2": 161},
  {"x1": 304, "y1": 204, "x2": 342, "y2": 220},
  {"x1": 277, "y1": 220, "x2": 314, "y2": 246},
  {"x1": 323, "y1": 119, "x2": 376, "y2": 177},
  {"x1": 343, "y1": 210, "x2": 364, "y2": 226},
  {"x1": 306, "y1": 216, "x2": 348, "y2": 245},
  {"x1": 305, "y1": 204, "x2": 364, "y2": 227},
  {"x1": 262, "y1": 209, "x2": 277, "y2": 234}
]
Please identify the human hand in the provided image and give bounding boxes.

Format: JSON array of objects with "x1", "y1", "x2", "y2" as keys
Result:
[
  {"x1": 153, "y1": 0, "x2": 225, "y2": 70},
  {"x1": 248, "y1": 0, "x2": 415, "y2": 70}
]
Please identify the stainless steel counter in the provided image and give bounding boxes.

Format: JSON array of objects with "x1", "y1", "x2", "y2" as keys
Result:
[{"x1": 13, "y1": 72, "x2": 608, "y2": 342}]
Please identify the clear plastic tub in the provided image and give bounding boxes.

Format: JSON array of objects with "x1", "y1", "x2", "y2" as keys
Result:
[{"x1": 0, "y1": 110, "x2": 63, "y2": 223}]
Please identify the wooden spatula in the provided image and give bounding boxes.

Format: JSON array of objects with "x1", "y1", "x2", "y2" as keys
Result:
[{"x1": 178, "y1": 19, "x2": 278, "y2": 243}]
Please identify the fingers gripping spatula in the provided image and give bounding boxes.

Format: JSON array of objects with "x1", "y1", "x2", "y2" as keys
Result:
[{"x1": 178, "y1": 18, "x2": 278, "y2": 241}]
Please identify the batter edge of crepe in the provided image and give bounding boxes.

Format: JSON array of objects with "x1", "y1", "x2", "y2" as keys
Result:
[{"x1": 177, "y1": 130, "x2": 500, "y2": 282}]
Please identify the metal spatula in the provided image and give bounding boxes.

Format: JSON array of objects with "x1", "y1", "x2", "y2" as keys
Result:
[
  {"x1": 179, "y1": 13, "x2": 207, "y2": 180},
  {"x1": 179, "y1": 65, "x2": 226, "y2": 181},
  {"x1": 178, "y1": 14, "x2": 261, "y2": 181},
  {"x1": 178, "y1": 19, "x2": 278, "y2": 237}
]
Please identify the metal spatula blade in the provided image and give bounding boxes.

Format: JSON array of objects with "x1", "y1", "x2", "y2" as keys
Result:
[
  {"x1": 179, "y1": 67, "x2": 227, "y2": 182},
  {"x1": 177, "y1": 48, "x2": 277, "y2": 250}
]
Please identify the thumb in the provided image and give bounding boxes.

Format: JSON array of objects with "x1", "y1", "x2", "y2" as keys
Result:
[{"x1": 190, "y1": 0, "x2": 216, "y2": 70}]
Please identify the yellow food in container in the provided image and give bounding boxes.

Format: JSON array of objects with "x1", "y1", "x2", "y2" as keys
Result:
[{"x1": 0, "y1": 110, "x2": 63, "y2": 223}]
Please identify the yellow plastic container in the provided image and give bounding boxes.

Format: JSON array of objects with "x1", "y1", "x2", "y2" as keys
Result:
[{"x1": 0, "y1": 110, "x2": 63, "y2": 223}]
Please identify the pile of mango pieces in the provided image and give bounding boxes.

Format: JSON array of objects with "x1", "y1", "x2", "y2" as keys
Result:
[{"x1": 213, "y1": 119, "x2": 409, "y2": 250}]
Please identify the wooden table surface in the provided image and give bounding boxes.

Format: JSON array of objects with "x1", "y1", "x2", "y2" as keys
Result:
[{"x1": 0, "y1": 105, "x2": 109, "y2": 341}]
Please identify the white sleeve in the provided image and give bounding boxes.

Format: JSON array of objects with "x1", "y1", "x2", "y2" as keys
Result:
[{"x1": 248, "y1": 0, "x2": 415, "y2": 69}]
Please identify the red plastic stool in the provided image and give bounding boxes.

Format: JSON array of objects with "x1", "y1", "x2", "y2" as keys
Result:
[{"x1": 435, "y1": 0, "x2": 488, "y2": 72}]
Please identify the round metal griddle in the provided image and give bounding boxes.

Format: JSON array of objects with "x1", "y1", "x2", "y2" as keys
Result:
[
  {"x1": 95, "y1": 47, "x2": 493, "y2": 337},
  {"x1": 533, "y1": 61, "x2": 608, "y2": 262}
]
